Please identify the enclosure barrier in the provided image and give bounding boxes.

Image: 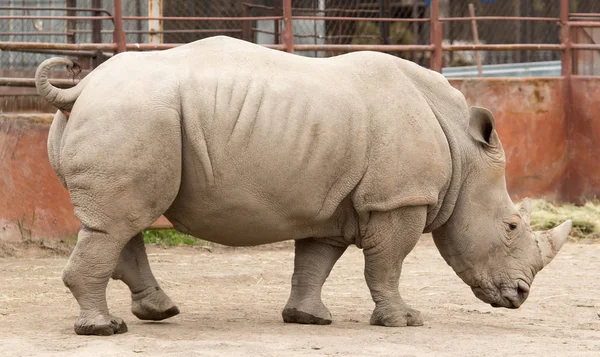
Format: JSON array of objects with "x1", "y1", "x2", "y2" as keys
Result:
[
  {"x1": 2, "y1": 0, "x2": 600, "y2": 238},
  {"x1": 0, "y1": 0, "x2": 599, "y2": 80}
]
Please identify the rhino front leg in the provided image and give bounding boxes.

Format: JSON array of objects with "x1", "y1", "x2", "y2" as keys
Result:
[
  {"x1": 282, "y1": 238, "x2": 348, "y2": 325},
  {"x1": 112, "y1": 233, "x2": 180, "y2": 321},
  {"x1": 363, "y1": 206, "x2": 427, "y2": 327}
]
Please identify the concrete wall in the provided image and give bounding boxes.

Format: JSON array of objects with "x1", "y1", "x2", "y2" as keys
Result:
[{"x1": 0, "y1": 77, "x2": 596, "y2": 241}]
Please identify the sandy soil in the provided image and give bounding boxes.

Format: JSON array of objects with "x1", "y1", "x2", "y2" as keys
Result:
[{"x1": 0, "y1": 236, "x2": 598, "y2": 357}]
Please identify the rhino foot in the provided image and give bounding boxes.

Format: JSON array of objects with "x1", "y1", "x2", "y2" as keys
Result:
[
  {"x1": 370, "y1": 304, "x2": 423, "y2": 327},
  {"x1": 74, "y1": 314, "x2": 128, "y2": 336},
  {"x1": 282, "y1": 298, "x2": 332, "y2": 325},
  {"x1": 282, "y1": 307, "x2": 332, "y2": 325},
  {"x1": 131, "y1": 286, "x2": 180, "y2": 321}
]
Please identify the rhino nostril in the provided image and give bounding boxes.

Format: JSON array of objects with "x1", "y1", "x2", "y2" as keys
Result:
[
  {"x1": 502, "y1": 294, "x2": 521, "y2": 309},
  {"x1": 517, "y1": 280, "x2": 530, "y2": 301}
]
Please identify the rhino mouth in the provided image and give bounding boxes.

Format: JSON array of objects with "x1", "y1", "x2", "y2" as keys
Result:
[{"x1": 471, "y1": 280, "x2": 530, "y2": 309}]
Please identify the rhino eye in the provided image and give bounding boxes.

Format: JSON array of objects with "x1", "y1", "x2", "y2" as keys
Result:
[{"x1": 508, "y1": 223, "x2": 518, "y2": 231}]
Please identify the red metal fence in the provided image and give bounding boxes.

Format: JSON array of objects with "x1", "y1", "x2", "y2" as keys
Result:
[{"x1": 0, "y1": 0, "x2": 599, "y2": 79}]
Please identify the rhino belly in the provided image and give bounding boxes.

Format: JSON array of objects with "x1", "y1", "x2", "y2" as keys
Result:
[{"x1": 164, "y1": 185, "x2": 339, "y2": 246}]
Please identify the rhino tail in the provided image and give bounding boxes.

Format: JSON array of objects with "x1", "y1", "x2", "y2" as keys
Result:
[{"x1": 35, "y1": 57, "x2": 85, "y2": 115}]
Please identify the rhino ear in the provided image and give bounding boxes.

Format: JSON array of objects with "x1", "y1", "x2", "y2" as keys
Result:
[{"x1": 468, "y1": 106, "x2": 499, "y2": 147}]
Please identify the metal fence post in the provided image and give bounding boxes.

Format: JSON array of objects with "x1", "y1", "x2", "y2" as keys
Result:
[
  {"x1": 113, "y1": 0, "x2": 126, "y2": 53},
  {"x1": 242, "y1": 1, "x2": 253, "y2": 42},
  {"x1": 560, "y1": 0, "x2": 573, "y2": 201},
  {"x1": 430, "y1": 0, "x2": 442, "y2": 71},
  {"x1": 282, "y1": 0, "x2": 294, "y2": 53},
  {"x1": 148, "y1": 0, "x2": 163, "y2": 44},
  {"x1": 560, "y1": 0, "x2": 572, "y2": 77}
]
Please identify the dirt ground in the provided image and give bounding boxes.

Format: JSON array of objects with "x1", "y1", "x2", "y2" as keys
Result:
[{"x1": 0, "y1": 235, "x2": 598, "y2": 357}]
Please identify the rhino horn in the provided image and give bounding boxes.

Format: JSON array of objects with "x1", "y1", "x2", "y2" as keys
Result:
[{"x1": 534, "y1": 220, "x2": 572, "y2": 267}]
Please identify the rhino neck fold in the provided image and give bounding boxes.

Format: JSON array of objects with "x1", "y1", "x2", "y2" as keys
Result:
[{"x1": 422, "y1": 106, "x2": 465, "y2": 233}]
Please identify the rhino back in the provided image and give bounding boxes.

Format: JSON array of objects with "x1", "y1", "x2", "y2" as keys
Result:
[{"x1": 161, "y1": 37, "x2": 452, "y2": 244}]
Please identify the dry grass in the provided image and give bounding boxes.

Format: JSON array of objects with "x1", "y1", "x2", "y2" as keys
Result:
[{"x1": 528, "y1": 199, "x2": 600, "y2": 241}]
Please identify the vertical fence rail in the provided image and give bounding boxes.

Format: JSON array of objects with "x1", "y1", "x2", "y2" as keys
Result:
[
  {"x1": 430, "y1": 0, "x2": 442, "y2": 72},
  {"x1": 560, "y1": 0, "x2": 573, "y2": 199},
  {"x1": 148, "y1": 0, "x2": 163, "y2": 44},
  {"x1": 468, "y1": 3, "x2": 483, "y2": 77},
  {"x1": 282, "y1": 0, "x2": 294, "y2": 53},
  {"x1": 561, "y1": 0, "x2": 572, "y2": 77},
  {"x1": 113, "y1": 0, "x2": 126, "y2": 53}
]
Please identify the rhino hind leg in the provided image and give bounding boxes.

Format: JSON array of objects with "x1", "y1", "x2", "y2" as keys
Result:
[
  {"x1": 60, "y1": 110, "x2": 182, "y2": 335},
  {"x1": 112, "y1": 233, "x2": 180, "y2": 321},
  {"x1": 63, "y1": 227, "x2": 131, "y2": 335},
  {"x1": 362, "y1": 206, "x2": 427, "y2": 327},
  {"x1": 282, "y1": 238, "x2": 348, "y2": 325}
]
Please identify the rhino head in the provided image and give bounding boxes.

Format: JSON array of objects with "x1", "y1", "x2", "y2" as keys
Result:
[{"x1": 432, "y1": 106, "x2": 572, "y2": 309}]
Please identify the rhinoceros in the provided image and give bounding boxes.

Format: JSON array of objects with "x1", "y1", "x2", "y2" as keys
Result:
[{"x1": 35, "y1": 36, "x2": 571, "y2": 336}]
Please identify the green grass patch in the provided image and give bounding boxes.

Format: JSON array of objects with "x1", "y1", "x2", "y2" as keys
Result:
[
  {"x1": 142, "y1": 229, "x2": 209, "y2": 247},
  {"x1": 528, "y1": 199, "x2": 600, "y2": 241},
  {"x1": 138, "y1": 199, "x2": 599, "y2": 246}
]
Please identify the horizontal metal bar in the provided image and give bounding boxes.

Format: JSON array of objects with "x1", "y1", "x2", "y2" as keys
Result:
[
  {"x1": 442, "y1": 44, "x2": 564, "y2": 51},
  {"x1": 128, "y1": 29, "x2": 243, "y2": 34},
  {"x1": 569, "y1": 17, "x2": 600, "y2": 21},
  {"x1": 441, "y1": 16, "x2": 559, "y2": 22},
  {"x1": 122, "y1": 16, "x2": 282, "y2": 21},
  {"x1": 569, "y1": 13, "x2": 600, "y2": 17},
  {"x1": 0, "y1": 15, "x2": 112, "y2": 20},
  {"x1": 5, "y1": 48, "x2": 107, "y2": 57},
  {"x1": 571, "y1": 74, "x2": 600, "y2": 79},
  {"x1": 252, "y1": 27, "x2": 374, "y2": 39},
  {"x1": 242, "y1": 3, "x2": 395, "y2": 13},
  {"x1": 1, "y1": 41, "x2": 568, "y2": 53},
  {"x1": 259, "y1": 44, "x2": 287, "y2": 50},
  {"x1": 124, "y1": 43, "x2": 286, "y2": 51},
  {"x1": 291, "y1": 16, "x2": 429, "y2": 22},
  {"x1": 68, "y1": 28, "x2": 243, "y2": 35},
  {"x1": 0, "y1": 6, "x2": 112, "y2": 16},
  {"x1": 568, "y1": 21, "x2": 600, "y2": 27},
  {"x1": 0, "y1": 41, "x2": 289, "y2": 52},
  {"x1": 0, "y1": 77, "x2": 79, "y2": 88},
  {"x1": 0, "y1": 32, "x2": 73, "y2": 36},
  {"x1": 571, "y1": 43, "x2": 600, "y2": 50},
  {"x1": 293, "y1": 44, "x2": 433, "y2": 51},
  {"x1": 0, "y1": 41, "x2": 116, "y2": 51}
]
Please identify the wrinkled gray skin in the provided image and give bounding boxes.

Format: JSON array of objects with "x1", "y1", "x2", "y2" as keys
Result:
[{"x1": 35, "y1": 36, "x2": 572, "y2": 336}]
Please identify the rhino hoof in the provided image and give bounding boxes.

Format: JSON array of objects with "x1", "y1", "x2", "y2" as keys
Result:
[
  {"x1": 370, "y1": 305, "x2": 424, "y2": 327},
  {"x1": 282, "y1": 308, "x2": 332, "y2": 325},
  {"x1": 131, "y1": 286, "x2": 180, "y2": 321},
  {"x1": 132, "y1": 302, "x2": 180, "y2": 321},
  {"x1": 74, "y1": 315, "x2": 128, "y2": 336}
]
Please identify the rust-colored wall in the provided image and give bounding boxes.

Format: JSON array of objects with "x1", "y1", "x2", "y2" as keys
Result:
[
  {"x1": 567, "y1": 77, "x2": 600, "y2": 201},
  {"x1": 0, "y1": 77, "x2": 595, "y2": 241},
  {"x1": 0, "y1": 113, "x2": 172, "y2": 241},
  {"x1": 450, "y1": 78, "x2": 568, "y2": 202},
  {"x1": 0, "y1": 114, "x2": 80, "y2": 242}
]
